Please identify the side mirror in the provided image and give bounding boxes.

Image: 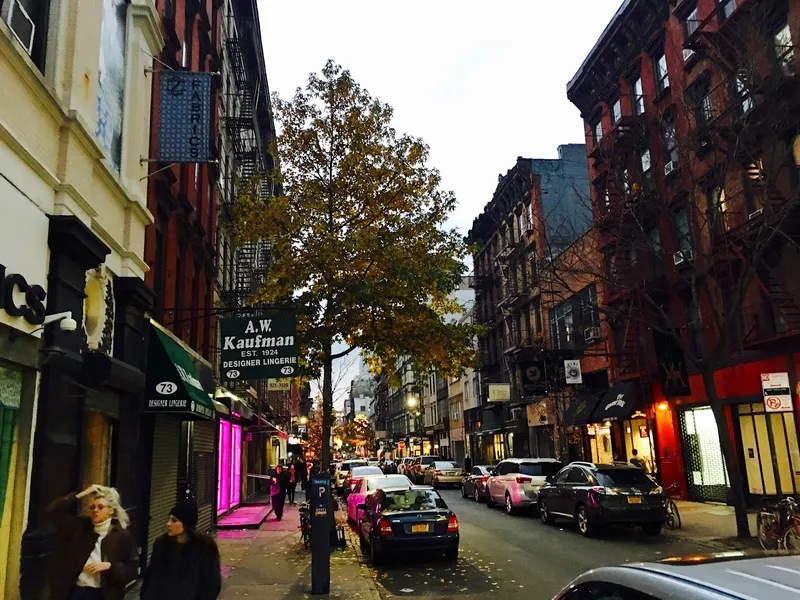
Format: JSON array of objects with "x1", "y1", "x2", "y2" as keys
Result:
[{"x1": 545, "y1": 475, "x2": 554, "y2": 484}]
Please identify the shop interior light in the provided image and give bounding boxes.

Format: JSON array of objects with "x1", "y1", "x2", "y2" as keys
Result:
[{"x1": 657, "y1": 402, "x2": 669, "y2": 411}]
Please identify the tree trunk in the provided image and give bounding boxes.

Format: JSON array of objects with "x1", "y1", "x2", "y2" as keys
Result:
[{"x1": 702, "y1": 370, "x2": 751, "y2": 538}]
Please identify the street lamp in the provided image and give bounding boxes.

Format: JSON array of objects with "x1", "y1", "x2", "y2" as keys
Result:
[
  {"x1": 406, "y1": 394, "x2": 419, "y2": 409},
  {"x1": 299, "y1": 416, "x2": 308, "y2": 425}
]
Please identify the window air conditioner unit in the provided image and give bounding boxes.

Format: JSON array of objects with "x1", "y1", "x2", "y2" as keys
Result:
[
  {"x1": 584, "y1": 326, "x2": 601, "y2": 342},
  {"x1": 748, "y1": 208, "x2": 763, "y2": 220},
  {"x1": 673, "y1": 249, "x2": 694, "y2": 265},
  {"x1": 664, "y1": 160, "x2": 678, "y2": 177},
  {"x1": 7, "y1": 0, "x2": 35, "y2": 55},
  {"x1": 683, "y1": 48, "x2": 695, "y2": 62}
]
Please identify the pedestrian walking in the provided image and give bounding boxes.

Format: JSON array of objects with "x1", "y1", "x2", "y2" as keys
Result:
[
  {"x1": 287, "y1": 464, "x2": 298, "y2": 505},
  {"x1": 141, "y1": 498, "x2": 221, "y2": 600},
  {"x1": 45, "y1": 484, "x2": 138, "y2": 600},
  {"x1": 270, "y1": 465, "x2": 288, "y2": 520}
]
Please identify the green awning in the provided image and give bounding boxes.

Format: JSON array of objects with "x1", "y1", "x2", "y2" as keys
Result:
[{"x1": 145, "y1": 324, "x2": 216, "y2": 420}]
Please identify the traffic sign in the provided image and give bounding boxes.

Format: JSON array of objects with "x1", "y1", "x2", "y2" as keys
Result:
[
  {"x1": 761, "y1": 372, "x2": 794, "y2": 413},
  {"x1": 397, "y1": 441, "x2": 406, "y2": 450}
]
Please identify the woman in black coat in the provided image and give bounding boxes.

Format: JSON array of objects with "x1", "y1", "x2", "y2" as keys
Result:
[{"x1": 141, "y1": 499, "x2": 221, "y2": 600}]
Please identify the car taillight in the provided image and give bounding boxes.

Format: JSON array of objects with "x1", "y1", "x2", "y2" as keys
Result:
[
  {"x1": 378, "y1": 518, "x2": 393, "y2": 536},
  {"x1": 480, "y1": 476, "x2": 488, "y2": 482},
  {"x1": 435, "y1": 470, "x2": 442, "y2": 476},
  {"x1": 447, "y1": 515, "x2": 459, "y2": 532},
  {"x1": 515, "y1": 476, "x2": 532, "y2": 484}
]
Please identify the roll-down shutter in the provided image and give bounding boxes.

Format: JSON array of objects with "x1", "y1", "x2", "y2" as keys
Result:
[
  {"x1": 147, "y1": 416, "x2": 180, "y2": 555},
  {"x1": 191, "y1": 420, "x2": 216, "y2": 533}
]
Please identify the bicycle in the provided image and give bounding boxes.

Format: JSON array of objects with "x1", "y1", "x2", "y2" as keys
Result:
[
  {"x1": 664, "y1": 483, "x2": 682, "y2": 530},
  {"x1": 757, "y1": 496, "x2": 800, "y2": 550},
  {"x1": 299, "y1": 501, "x2": 312, "y2": 550}
]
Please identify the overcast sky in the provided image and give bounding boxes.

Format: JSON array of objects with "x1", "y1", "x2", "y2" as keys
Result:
[{"x1": 258, "y1": 0, "x2": 624, "y2": 406}]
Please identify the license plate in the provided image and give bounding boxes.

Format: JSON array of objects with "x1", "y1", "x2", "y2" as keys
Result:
[
  {"x1": 627, "y1": 496, "x2": 642, "y2": 504},
  {"x1": 446, "y1": 471, "x2": 455, "y2": 476},
  {"x1": 411, "y1": 523, "x2": 429, "y2": 533}
]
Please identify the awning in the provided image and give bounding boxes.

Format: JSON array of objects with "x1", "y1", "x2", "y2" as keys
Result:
[
  {"x1": 593, "y1": 381, "x2": 641, "y2": 422},
  {"x1": 215, "y1": 387, "x2": 254, "y2": 421},
  {"x1": 144, "y1": 323, "x2": 216, "y2": 420},
  {"x1": 562, "y1": 393, "x2": 601, "y2": 426},
  {"x1": 213, "y1": 400, "x2": 229, "y2": 415}
]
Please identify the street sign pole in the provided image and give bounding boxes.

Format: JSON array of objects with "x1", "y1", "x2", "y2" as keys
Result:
[{"x1": 310, "y1": 474, "x2": 331, "y2": 594}]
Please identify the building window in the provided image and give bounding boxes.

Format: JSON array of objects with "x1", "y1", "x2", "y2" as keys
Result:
[
  {"x1": 2, "y1": 0, "x2": 51, "y2": 71},
  {"x1": 720, "y1": 0, "x2": 736, "y2": 20},
  {"x1": 516, "y1": 211, "x2": 524, "y2": 239},
  {"x1": 774, "y1": 23, "x2": 795, "y2": 74},
  {"x1": 580, "y1": 285, "x2": 600, "y2": 333},
  {"x1": 549, "y1": 301, "x2": 573, "y2": 350},
  {"x1": 675, "y1": 208, "x2": 692, "y2": 252},
  {"x1": 735, "y1": 77, "x2": 753, "y2": 113},
  {"x1": 708, "y1": 185, "x2": 733, "y2": 232},
  {"x1": 654, "y1": 51, "x2": 670, "y2": 95},
  {"x1": 630, "y1": 76, "x2": 645, "y2": 115},
  {"x1": 96, "y1": 0, "x2": 128, "y2": 173},
  {"x1": 593, "y1": 118, "x2": 603, "y2": 144},
  {"x1": 684, "y1": 6, "x2": 699, "y2": 61},
  {"x1": 620, "y1": 168, "x2": 630, "y2": 193},
  {"x1": 662, "y1": 110, "x2": 679, "y2": 165},
  {"x1": 532, "y1": 301, "x2": 543, "y2": 336},
  {"x1": 612, "y1": 96, "x2": 622, "y2": 122},
  {"x1": 525, "y1": 202, "x2": 534, "y2": 230},
  {"x1": 640, "y1": 148, "x2": 652, "y2": 186},
  {"x1": 690, "y1": 77, "x2": 714, "y2": 125}
]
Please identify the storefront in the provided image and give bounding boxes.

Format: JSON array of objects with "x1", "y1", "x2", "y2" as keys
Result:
[
  {"x1": 217, "y1": 418, "x2": 243, "y2": 514},
  {"x1": 144, "y1": 320, "x2": 218, "y2": 544}
]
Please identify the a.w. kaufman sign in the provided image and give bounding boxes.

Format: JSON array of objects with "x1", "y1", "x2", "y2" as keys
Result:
[{"x1": 220, "y1": 313, "x2": 298, "y2": 382}]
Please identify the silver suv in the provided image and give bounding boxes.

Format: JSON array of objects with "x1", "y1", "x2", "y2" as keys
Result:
[{"x1": 485, "y1": 458, "x2": 562, "y2": 515}]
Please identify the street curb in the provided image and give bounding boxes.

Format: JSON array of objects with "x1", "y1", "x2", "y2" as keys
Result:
[{"x1": 342, "y1": 521, "x2": 382, "y2": 600}]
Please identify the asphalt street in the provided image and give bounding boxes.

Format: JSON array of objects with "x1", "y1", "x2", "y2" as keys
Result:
[{"x1": 359, "y1": 488, "x2": 713, "y2": 599}]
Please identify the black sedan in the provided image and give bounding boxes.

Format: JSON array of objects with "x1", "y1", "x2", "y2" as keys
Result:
[
  {"x1": 538, "y1": 462, "x2": 666, "y2": 537},
  {"x1": 357, "y1": 486, "x2": 459, "y2": 565},
  {"x1": 461, "y1": 465, "x2": 494, "y2": 502}
]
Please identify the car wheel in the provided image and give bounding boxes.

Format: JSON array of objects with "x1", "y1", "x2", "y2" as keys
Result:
[
  {"x1": 444, "y1": 546, "x2": 458, "y2": 561},
  {"x1": 540, "y1": 499, "x2": 555, "y2": 525},
  {"x1": 642, "y1": 522, "x2": 663, "y2": 536},
  {"x1": 486, "y1": 492, "x2": 495, "y2": 508},
  {"x1": 461, "y1": 485, "x2": 467, "y2": 498},
  {"x1": 576, "y1": 505, "x2": 595, "y2": 537},
  {"x1": 505, "y1": 493, "x2": 514, "y2": 516},
  {"x1": 370, "y1": 541, "x2": 383, "y2": 565},
  {"x1": 473, "y1": 487, "x2": 481, "y2": 503}
]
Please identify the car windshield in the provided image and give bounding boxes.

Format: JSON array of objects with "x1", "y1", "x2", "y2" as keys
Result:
[
  {"x1": 595, "y1": 468, "x2": 654, "y2": 487},
  {"x1": 383, "y1": 489, "x2": 447, "y2": 512},
  {"x1": 420, "y1": 457, "x2": 436, "y2": 465},
  {"x1": 352, "y1": 466, "x2": 383, "y2": 477},
  {"x1": 342, "y1": 462, "x2": 367, "y2": 472},
  {"x1": 434, "y1": 462, "x2": 460, "y2": 469},
  {"x1": 368, "y1": 476, "x2": 411, "y2": 491},
  {"x1": 519, "y1": 462, "x2": 562, "y2": 477},
  {"x1": 476, "y1": 466, "x2": 493, "y2": 475}
]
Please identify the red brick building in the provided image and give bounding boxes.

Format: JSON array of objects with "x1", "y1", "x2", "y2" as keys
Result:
[{"x1": 567, "y1": 0, "x2": 800, "y2": 503}]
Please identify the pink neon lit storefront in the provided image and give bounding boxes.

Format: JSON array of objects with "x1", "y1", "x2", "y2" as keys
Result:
[{"x1": 217, "y1": 419, "x2": 243, "y2": 514}]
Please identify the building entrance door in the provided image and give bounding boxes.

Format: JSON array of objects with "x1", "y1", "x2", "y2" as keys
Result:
[
  {"x1": 679, "y1": 406, "x2": 730, "y2": 503},
  {"x1": 737, "y1": 403, "x2": 800, "y2": 496}
]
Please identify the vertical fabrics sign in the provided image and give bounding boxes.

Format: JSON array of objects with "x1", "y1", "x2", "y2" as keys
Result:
[{"x1": 158, "y1": 72, "x2": 212, "y2": 163}]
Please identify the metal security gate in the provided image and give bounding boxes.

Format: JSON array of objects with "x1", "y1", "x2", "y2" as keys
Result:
[
  {"x1": 191, "y1": 421, "x2": 217, "y2": 533},
  {"x1": 147, "y1": 416, "x2": 180, "y2": 556},
  {"x1": 679, "y1": 406, "x2": 730, "y2": 503}
]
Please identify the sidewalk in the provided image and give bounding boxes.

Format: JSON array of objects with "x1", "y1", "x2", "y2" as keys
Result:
[
  {"x1": 664, "y1": 500, "x2": 760, "y2": 550},
  {"x1": 217, "y1": 504, "x2": 380, "y2": 599}
]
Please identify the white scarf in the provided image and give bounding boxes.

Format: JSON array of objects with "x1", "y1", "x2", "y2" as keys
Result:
[{"x1": 77, "y1": 518, "x2": 112, "y2": 588}]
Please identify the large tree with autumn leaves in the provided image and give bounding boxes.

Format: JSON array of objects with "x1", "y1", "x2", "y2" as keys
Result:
[{"x1": 236, "y1": 61, "x2": 476, "y2": 474}]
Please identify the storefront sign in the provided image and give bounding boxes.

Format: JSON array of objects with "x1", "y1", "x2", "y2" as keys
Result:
[
  {"x1": 564, "y1": 360, "x2": 582, "y2": 385},
  {"x1": 659, "y1": 357, "x2": 691, "y2": 397},
  {"x1": 488, "y1": 383, "x2": 511, "y2": 402},
  {"x1": 220, "y1": 313, "x2": 298, "y2": 382},
  {"x1": 0, "y1": 263, "x2": 46, "y2": 325},
  {"x1": 157, "y1": 71, "x2": 212, "y2": 162},
  {"x1": 761, "y1": 372, "x2": 793, "y2": 413},
  {"x1": 520, "y1": 361, "x2": 547, "y2": 395}
]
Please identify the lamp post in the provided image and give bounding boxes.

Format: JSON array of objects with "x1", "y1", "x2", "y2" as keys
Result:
[{"x1": 405, "y1": 391, "x2": 420, "y2": 456}]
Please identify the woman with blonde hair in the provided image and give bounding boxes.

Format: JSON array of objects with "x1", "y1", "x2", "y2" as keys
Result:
[{"x1": 46, "y1": 484, "x2": 138, "y2": 600}]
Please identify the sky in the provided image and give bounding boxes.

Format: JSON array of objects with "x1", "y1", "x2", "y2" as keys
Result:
[{"x1": 258, "y1": 0, "x2": 624, "y2": 407}]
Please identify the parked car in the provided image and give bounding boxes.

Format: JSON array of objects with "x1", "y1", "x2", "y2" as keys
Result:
[
  {"x1": 485, "y1": 458, "x2": 562, "y2": 515},
  {"x1": 554, "y1": 552, "x2": 800, "y2": 599},
  {"x1": 423, "y1": 461, "x2": 464, "y2": 488},
  {"x1": 410, "y1": 456, "x2": 439, "y2": 483},
  {"x1": 461, "y1": 465, "x2": 494, "y2": 502},
  {"x1": 367, "y1": 457, "x2": 380, "y2": 467},
  {"x1": 357, "y1": 485, "x2": 459, "y2": 565},
  {"x1": 334, "y1": 459, "x2": 368, "y2": 492},
  {"x1": 345, "y1": 465, "x2": 384, "y2": 497},
  {"x1": 538, "y1": 461, "x2": 666, "y2": 537},
  {"x1": 346, "y1": 474, "x2": 412, "y2": 524}
]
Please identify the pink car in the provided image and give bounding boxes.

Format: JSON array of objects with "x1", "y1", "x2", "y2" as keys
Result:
[{"x1": 346, "y1": 474, "x2": 412, "y2": 524}]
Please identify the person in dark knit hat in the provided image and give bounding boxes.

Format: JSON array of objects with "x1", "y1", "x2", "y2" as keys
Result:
[{"x1": 140, "y1": 498, "x2": 221, "y2": 600}]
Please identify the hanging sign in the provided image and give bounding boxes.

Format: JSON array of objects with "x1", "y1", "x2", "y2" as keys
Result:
[
  {"x1": 488, "y1": 383, "x2": 511, "y2": 402},
  {"x1": 761, "y1": 372, "x2": 794, "y2": 413},
  {"x1": 564, "y1": 359, "x2": 583, "y2": 385},
  {"x1": 220, "y1": 313, "x2": 298, "y2": 382},
  {"x1": 157, "y1": 71, "x2": 212, "y2": 163},
  {"x1": 520, "y1": 360, "x2": 547, "y2": 395},
  {"x1": 268, "y1": 379, "x2": 292, "y2": 391}
]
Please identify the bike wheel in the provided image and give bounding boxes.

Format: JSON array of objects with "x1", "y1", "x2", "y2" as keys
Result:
[
  {"x1": 784, "y1": 527, "x2": 800, "y2": 551},
  {"x1": 758, "y1": 512, "x2": 781, "y2": 551},
  {"x1": 668, "y1": 500, "x2": 681, "y2": 530}
]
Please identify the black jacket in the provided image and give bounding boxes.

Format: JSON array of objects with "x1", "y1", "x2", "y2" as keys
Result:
[
  {"x1": 45, "y1": 494, "x2": 138, "y2": 600},
  {"x1": 140, "y1": 533, "x2": 221, "y2": 600}
]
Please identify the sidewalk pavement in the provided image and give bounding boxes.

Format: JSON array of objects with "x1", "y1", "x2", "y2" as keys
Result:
[
  {"x1": 665, "y1": 500, "x2": 760, "y2": 550},
  {"x1": 216, "y1": 504, "x2": 381, "y2": 599}
]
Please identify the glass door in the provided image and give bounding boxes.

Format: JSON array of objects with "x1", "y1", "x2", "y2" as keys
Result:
[
  {"x1": 738, "y1": 403, "x2": 800, "y2": 496},
  {"x1": 217, "y1": 420, "x2": 232, "y2": 514},
  {"x1": 231, "y1": 424, "x2": 242, "y2": 507},
  {"x1": 679, "y1": 407, "x2": 730, "y2": 502}
]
